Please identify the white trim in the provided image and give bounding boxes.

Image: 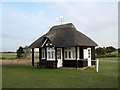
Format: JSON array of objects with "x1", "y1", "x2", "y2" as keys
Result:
[
  {"x1": 50, "y1": 43, "x2": 53, "y2": 45},
  {"x1": 41, "y1": 38, "x2": 48, "y2": 47},
  {"x1": 64, "y1": 47, "x2": 76, "y2": 60},
  {"x1": 47, "y1": 47, "x2": 55, "y2": 61},
  {"x1": 46, "y1": 44, "x2": 48, "y2": 46}
]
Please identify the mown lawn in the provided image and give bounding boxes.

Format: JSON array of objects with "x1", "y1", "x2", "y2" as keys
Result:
[
  {"x1": 97, "y1": 57, "x2": 118, "y2": 60},
  {"x1": 2, "y1": 61, "x2": 118, "y2": 88}
]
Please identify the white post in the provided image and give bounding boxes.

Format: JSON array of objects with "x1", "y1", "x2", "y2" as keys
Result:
[{"x1": 96, "y1": 59, "x2": 99, "y2": 72}]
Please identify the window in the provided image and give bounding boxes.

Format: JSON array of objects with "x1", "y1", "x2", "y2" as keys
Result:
[
  {"x1": 42, "y1": 48, "x2": 45, "y2": 59},
  {"x1": 47, "y1": 47, "x2": 55, "y2": 60},
  {"x1": 64, "y1": 47, "x2": 76, "y2": 60}
]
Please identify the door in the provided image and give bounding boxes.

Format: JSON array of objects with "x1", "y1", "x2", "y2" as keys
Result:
[
  {"x1": 57, "y1": 48, "x2": 63, "y2": 68},
  {"x1": 83, "y1": 48, "x2": 91, "y2": 66}
]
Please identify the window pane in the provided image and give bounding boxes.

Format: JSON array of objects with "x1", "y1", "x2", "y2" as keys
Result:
[
  {"x1": 65, "y1": 51, "x2": 67, "y2": 58},
  {"x1": 43, "y1": 52, "x2": 44, "y2": 58},
  {"x1": 69, "y1": 51, "x2": 71, "y2": 58},
  {"x1": 73, "y1": 51, "x2": 75, "y2": 58},
  {"x1": 53, "y1": 52, "x2": 55, "y2": 59},
  {"x1": 47, "y1": 47, "x2": 50, "y2": 50},
  {"x1": 42, "y1": 48, "x2": 45, "y2": 59},
  {"x1": 59, "y1": 52, "x2": 61, "y2": 59},
  {"x1": 48, "y1": 52, "x2": 51, "y2": 59},
  {"x1": 52, "y1": 51, "x2": 54, "y2": 59},
  {"x1": 57, "y1": 52, "x2": 59, "y2": 59}
]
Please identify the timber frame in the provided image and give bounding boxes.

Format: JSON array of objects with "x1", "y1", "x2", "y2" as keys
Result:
[
  {"x1": 30, "y1": 23, "x2": 97, "y2": 69},
  {"x1": 31, "y1": 46, "x2": 96, "y2": 69}
]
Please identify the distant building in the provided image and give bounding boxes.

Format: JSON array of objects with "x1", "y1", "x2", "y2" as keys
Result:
[{"x1": 29, "y1": 23, "x2": 98, "y2": 69}]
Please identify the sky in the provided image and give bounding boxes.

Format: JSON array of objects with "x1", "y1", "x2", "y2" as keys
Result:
[{"x1": 1, "y1": 1, "x2": 118, "y2": 52}]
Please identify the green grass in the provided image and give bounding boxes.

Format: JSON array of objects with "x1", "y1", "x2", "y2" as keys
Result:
[
  {"x1": 0, "y1": 54, "x2": 39, "y2": 59},
  {"x1": 97, "y1": 57, "x2": 118, "y2": 60},
  {"x1": 2, "y1": 62, "x2": 118, "y2": 88},
  {"x1": 0, "y1": 55, "x2": 17, "y2": 59}
]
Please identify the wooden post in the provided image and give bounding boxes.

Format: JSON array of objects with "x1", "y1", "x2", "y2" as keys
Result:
[
  {"x1": 62, "y1": 47, "x2": 64, "y2": 67},
  {"x1": 80, "y1": 47, "x2": 84, "y2": 67},
  {"x1": 55, "y1": 47, "x2": 57, "y2": 68},
  {"x1": 75, "y1": 46, "x2": 78, "y2": 69},
  {"x1": 45, "y1": 47, "x2": 47, "y2": 68},
  {"x1": 80, "y1": 47, "x2": 83, "y2": 59},
  {"x1": 79, "y1": 46, "x2": 80, "y2": 59},
  {"x1": 39, "y1": 48, "x2": 41, "y2": 68},
  {"x1": 93, "y1": 47, "x2": 96, "y2": 65},
  {"x1": 96, "y1": 59, "x2": 99, "y2": 72},
  {"x1": 91, "y1": 46, "x2": 95, "y2": 65},
  {"x1": 32, "y1": 48, "x2": 34, "y2": 67}
]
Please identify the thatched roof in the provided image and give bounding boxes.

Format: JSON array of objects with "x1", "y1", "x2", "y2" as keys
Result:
[{"x1": 29, "y1": 23, "x2": 98, "y2": 48}]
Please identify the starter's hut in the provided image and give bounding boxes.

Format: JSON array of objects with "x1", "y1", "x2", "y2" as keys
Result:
[{"x1": 29, "y1": 23, "x2": 98, "y2": 69}]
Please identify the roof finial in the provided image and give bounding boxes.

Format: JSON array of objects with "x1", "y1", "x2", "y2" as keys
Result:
[{"x1": 56, "y1": 16, "x2": 64, "y2": 25}]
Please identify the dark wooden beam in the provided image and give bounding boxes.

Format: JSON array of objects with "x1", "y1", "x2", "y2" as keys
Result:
[
  {"x1": 79, "y1": 46, "x2": 81, "y2": 59},
  {"x1": 62, "y1": 47, "x2": 64, "y2": 67},
  {"x1": 91, "y1": 46, "x2": 95, "y2": 65},
  {"x1": 55, "y1": 47, "x2": 57, "y2": 68},
  {"x1": 39, "y1": 48, "x2": 41, "y2": 68},
  {"x1": 80, "y1": 46, "x2": 83, "y2": 59},
  {"x1": 32, "y1": 48, "x2": 34, "y2": 67},
  {"x1": 93, "y1": 47, "x2": 95, "y2": 60},
  {"x1": 80, "y1": 46, "x2": 84, "y2": 68},
  {"x1": 45, "y1": 47, "x2": 47, "y2": 68},
  {"x1": 75, "y1": 46, "x2": 78, "y2": 69}
]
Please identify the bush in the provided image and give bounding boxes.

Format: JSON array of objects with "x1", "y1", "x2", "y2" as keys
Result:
[{"x1": 16, "y1": 46, "x2": 26, "y2": 59}]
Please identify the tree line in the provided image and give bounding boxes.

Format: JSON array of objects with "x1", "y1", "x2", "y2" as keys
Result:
[
  {"x1": 95, "y1": 46, "x2": 119, "y2": 58},
  {"x1": 16, "y1": 46, "x2": 119, "y2": 58}
]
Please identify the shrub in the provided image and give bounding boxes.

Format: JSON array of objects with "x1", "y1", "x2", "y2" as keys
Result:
[{"x1": 16, "y1": 46, "x2": 26, "y2": 58}]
